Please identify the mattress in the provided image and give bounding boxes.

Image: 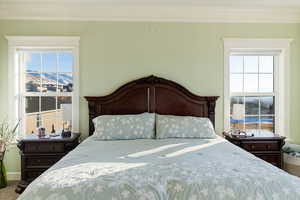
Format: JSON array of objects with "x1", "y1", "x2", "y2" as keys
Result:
[{"x1": 18, "y1": 136, "x2": 300, "y2": 200}]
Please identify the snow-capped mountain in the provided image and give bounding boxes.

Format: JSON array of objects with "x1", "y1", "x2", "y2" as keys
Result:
[
  {"x1": 26, "y1": 70, "x2": 72, "y2": 92},
  {"x1": 26, "y1": 70, "x2": 72, "y2": 85}
]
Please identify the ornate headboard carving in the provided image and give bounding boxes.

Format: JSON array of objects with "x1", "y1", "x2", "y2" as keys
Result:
[{"x1": 85, "y1": 75, "x2": 219, "y2": 136}]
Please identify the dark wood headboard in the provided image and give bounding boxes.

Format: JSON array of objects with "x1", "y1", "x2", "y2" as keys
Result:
[{"x1": 85, "y1": 75, "x2": 219, "y2": 136}]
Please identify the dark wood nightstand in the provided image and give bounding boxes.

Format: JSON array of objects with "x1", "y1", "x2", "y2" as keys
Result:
[
  {"x1": 223, "y1": 131, "x2": 285, "y2": 169},
  {"x1": 15, "y1": 133, "x2": 80, "y2": 194}
]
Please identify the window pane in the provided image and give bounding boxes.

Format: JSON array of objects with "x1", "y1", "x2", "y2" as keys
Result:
[
  {"x1": 56, "y1": 113, "x2": 64, "y2": 131},
  {"x1": 259, "y1": 56, "x2": 273, "y2": 73},
  {"x1": 230, "y1": 74, "x2": 243, "y2": 92},
  {"x1": 41, "y1": 111, "x2": 57, "y2": 133},
  {"x1": 42, "y1": 73, "x2": 57, "y2": 92},
  {"x1": 261, "y1": 116, "x2": 274, "y2": 133},
  {"x1": 230, "y1": 56, "x2": 243, "y2": 73},
  {"x1": 26, "y1": 73, "x2": 41, "y2": 92},
  {"x1": 58, "y1": 73, "x2": 73, "y2": 92},
  {"x1": 230, "y1": 117, "x2": 244, "y2": 130},
  {"x1": 24, "y1": 53, "x2": 41, "y2": 73},
  {"x1": 244, "y1": 74, "x2": 258, "y2": 92},
  {"x1": 22, "y1": 51, "x2": 75, "y2": 134},
  {"x1": 57, "y1": 96, "x2": 72, "y2": 109},
  {"x1": 57, "y1": 97, "x2": 72, "y2": 128},
  {"x1": 245, "y1": 97, "x2": 259, "y2": 115},
  {"x1": 244, "y1": 56, "x2": 258, "y2": 73},
  {"x1": 25, "y1": 113, "x2": 40, "y2": 134},
  {"x1": 41, "y1": 96, "x2": 56, "y2": 112},
  {"x1": 259, "y1": 74, "x2": 273, "y2": 92},
  {"x1": 230, "y1": 96, "x2": 244, "y2": 115},
  {"x1": 58, "y1": 53, "x2": 73, "y2": 73},
  {"x1": 43, "y1": 53, "x2": 57, "y2": 73},
  {"x1": 261, "y1": 97, "x2": 274, "y2": 115},
  {"x1": 245, "y1": 116, "x2": 259, "y2": 130},
  {"x1": 25, "y1": 97, "x2": 40, "y2": 113}
]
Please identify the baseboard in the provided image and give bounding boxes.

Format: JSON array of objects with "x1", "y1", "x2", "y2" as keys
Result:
[{"x1": 7, "y1": 172, "x2": 21, "y2": 181}]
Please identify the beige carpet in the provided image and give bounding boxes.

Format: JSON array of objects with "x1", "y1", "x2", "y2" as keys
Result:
[{"x1": 0, "y1": 181, "x2": 19, "y2": 200}]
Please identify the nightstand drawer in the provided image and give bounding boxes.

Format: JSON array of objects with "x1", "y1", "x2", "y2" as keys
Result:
[
  {"x1": 24, "y1": 143, "x2": 65, "y2": 153},
  {"x1": 241, "y1": 141, "x2": 280, "y2": 152},
  {"x1": 24, "y1": 155, "x2": 63, "y2": 169}
]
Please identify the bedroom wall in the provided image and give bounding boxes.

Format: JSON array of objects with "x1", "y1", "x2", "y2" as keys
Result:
[{"x1": 0, "y1": 20, "x2": 300, "y2": 175}]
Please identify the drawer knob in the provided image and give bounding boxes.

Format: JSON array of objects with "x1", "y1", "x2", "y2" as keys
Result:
[
  {"x1": 251, "y1": 145, "x2": 255, "y2": 150},
  {"x1": 267, "y1": 145, "x2": 271, "y2": 149}
]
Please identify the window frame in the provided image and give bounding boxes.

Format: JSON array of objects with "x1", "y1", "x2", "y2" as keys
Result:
[
  {"x1": 224, "y1": 38, "x2": 292, "y2": 136},
  {"x1": 6, "y1": 36, "x2": 80, "y2": 137},
  {"x1": 230, "y1": 53, "x2": 277, "y2": 132}
]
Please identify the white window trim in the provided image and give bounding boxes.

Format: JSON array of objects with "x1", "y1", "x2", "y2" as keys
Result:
[
  {"x1": 223, "y1": 38, "x2": 293, "y2": 137},
  {"x1": 5, "y1": 36, "x2": 80, "y2": 134}
]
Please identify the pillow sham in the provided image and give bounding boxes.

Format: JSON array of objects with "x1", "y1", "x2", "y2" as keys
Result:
[
  {"x1": 156, "y1": 114, "x2": 217, "y2": 139},
  {"x1": 92, "y1": 113, "x2": 155, "y2": 140}
]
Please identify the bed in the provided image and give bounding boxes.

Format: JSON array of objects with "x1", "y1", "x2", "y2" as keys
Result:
[{"x1": 18, "y1": 76, "x2": 300, "y2": 200}]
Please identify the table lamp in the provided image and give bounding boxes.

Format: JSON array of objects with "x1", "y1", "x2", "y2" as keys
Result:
[
  {"x1": 232, "y1": 104, "x2": 245, "y2": 134},
  {"x1": 62, "y1": 104, "x2": 72, "y2": 137}
]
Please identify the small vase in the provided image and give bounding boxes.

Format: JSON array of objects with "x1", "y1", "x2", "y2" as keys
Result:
[{"x1": 0, "y1": 140, "x2": 7, "y2": 189}]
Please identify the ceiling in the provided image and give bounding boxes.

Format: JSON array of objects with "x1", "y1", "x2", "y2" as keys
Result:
[{"x1": 1, "y1": 0, "x2": 300, "y2": 23}]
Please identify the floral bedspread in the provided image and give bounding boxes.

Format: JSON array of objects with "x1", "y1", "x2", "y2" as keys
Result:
[{"x1": 18, "y1": 136, "x2": 300, "y2": 200}]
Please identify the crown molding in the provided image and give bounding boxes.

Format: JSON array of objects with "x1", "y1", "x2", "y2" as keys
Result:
[
  {"x1": 224, "y1": 38, "x2": 294, "y2": 49},
  {"x1": 5, "y1": 36, "x2": 80, "y2": 47},
  {"x1": 0, "y1": 4, "x2": 300, "y2": 23}
]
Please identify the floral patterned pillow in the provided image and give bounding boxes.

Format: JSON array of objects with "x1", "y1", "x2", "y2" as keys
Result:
[
  {"x1": 92, "y1": 113, "x2": 155, "y2": 140},
  {"x1": 156, "y1": 114, "x2": 217, "y2": 139}
]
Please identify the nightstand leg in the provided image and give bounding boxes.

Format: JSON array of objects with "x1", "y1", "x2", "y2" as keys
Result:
[{"x1": 15, "y1": 180, "x2": 28, "y2": 194}]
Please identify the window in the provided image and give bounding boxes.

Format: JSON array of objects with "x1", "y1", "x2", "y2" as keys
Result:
[
  {"x1": 20, "y1": 51, "x2": 74, "y2": 134},
  {"x1": 6, "y1": 36, "x2": 80, "y2": 136},
  {"x1": 230, "y1": 54, "x2": 276, "y2": 133},
  {"x1": 224, "y1": 38, "x2": 292, "y2": 136}
]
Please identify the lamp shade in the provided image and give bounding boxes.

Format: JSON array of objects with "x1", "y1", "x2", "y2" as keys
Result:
[
  {"x1": 62, "y1": 104, "x2": 72, "y2": 122},
  {"x1": 232, "y1": 104, "x2": 245, "y2": 121}
]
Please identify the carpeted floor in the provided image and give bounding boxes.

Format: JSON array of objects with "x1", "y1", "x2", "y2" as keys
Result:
[{"x1": 0, "y1": 181, "x2": 19, "y2": 200}]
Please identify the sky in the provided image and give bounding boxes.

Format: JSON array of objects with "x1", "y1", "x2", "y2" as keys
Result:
[
  {"x1": 24, "y1": 52, "x2": 73, "y2": 73},
  {"x1": 230, "y1": 56, "x2": 274, "y2": 93}
]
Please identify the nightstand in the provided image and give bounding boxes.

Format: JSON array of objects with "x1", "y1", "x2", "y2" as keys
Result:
[
  {"x1": 223, "y1": 131, "x2": 285, "y2": 169},
  {"x1": 15, "y1": 133, "x2": 80, "y2": 194}
]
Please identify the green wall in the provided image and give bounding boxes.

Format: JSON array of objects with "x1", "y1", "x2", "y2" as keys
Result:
[{"x1": 0, "y1": 20, "x2": 300, "y2": 174}]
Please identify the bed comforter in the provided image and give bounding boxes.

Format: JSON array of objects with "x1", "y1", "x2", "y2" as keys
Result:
[{"x1": 18, "y1": 136, "x2": 300, "y2": 200}]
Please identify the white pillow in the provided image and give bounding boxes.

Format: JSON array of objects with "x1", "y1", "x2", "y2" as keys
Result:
[
  {"x1": 92, "y1": 113, "x2": 155, "y2": 140},
  {"x1": 156, "y1": 114, "x2": 217, "y2": 139}
]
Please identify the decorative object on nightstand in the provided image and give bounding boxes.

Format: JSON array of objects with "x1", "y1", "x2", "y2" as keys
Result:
[
  {"x1": 37, "y1": 127, "x2": 46, "y2": 138},
  {"x1": 15, "y1": 132, "x2": 80, "y2": 194},
  {"x1": 51, "y1": 124, "x2": 56, "y2": 134},
  {"x1": 223, "y1": 130, "x2": 285, "y2": 168},
  {"x1": 225, "y1": 129, "x2": 254, "y2": 139},
  {"x1": 62, "y1": 129, "x2": 72, "y2": 138},
  {"x1": 231, "y1": 104, "x2": 245, "y2": 135}
]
